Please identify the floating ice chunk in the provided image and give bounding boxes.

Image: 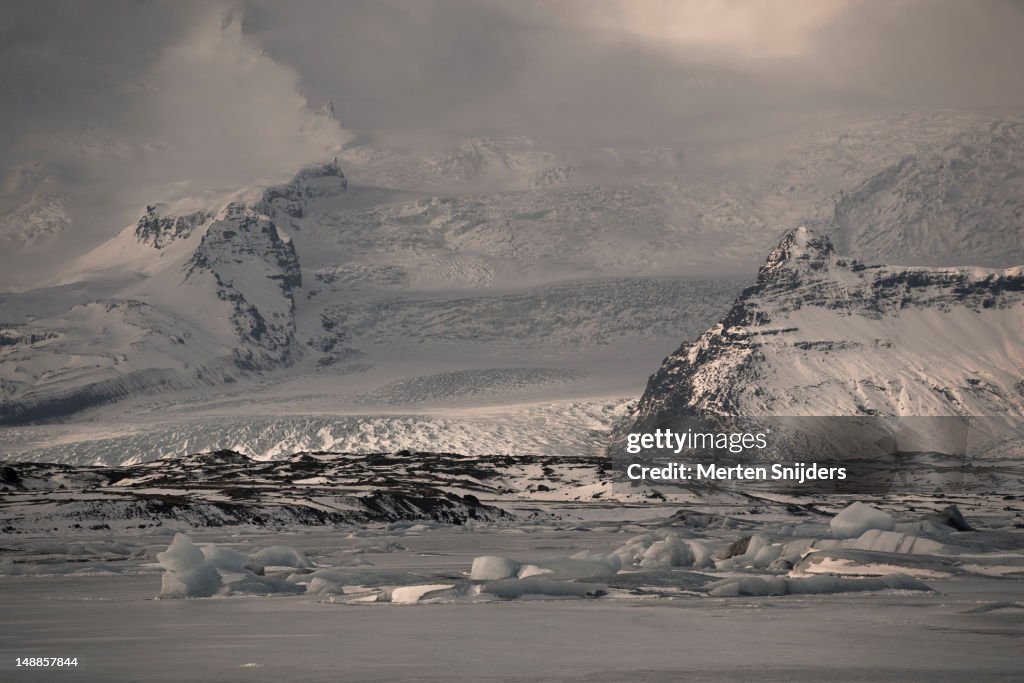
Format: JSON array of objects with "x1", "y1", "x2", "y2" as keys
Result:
[
  {"x1": 894, "y1": 520, "x2": 954, "y2": 535},
  {"x1": 718, "y1": 534, "x2": 785, "y2": 570},
  {"x1": 70, "y1": 541, "x2": 137, "y2": 556},
  {"x1": 831, "y1": 502, "x2": 894, "y2": 539},
  {"x1": 157, "y1": 534, "x2": 204, "y2": 573},
  {"x1": 470, "y1": 552, "x2": 620, "y2": 582},
  {"x1": 470, "y1": 556, "x2": 520, "y2": 580},
  {"x1": 776, "y1": 528, "x2": 945, "y2": 570},
  {"x1": 752, "y1": 544, "x2": 783, "y2": 568},
  {"x1": 613, "y1": 531, "x2": 714, "y2": 569},
  {"x1": 640, "y1": 536, "x2": 692, "y2": 569},
  {"x1": 707, "y1": 573, "x2": 931, "y2": 597},
  {"x1": 547, "y1": 552, "x2": 621, "y2": 579},
  {"x1": 847, "y1": 529, "x2": 950, "y2": 555},
  {"x1": 744, "y1": 534, "x2": 771, "y2": 558},
  {"x1": 387, "y1": 584, "x2": 456, "y2": 604},
  {"x1": 517, "y1": 564, "x2": 554, "y2": 579},
  {"x1": 797, "y1": 574, "x2": 932, "y2": 594},
  {"x1": 201, "y1": 545, "x2": 264, "y2": 575},
  {"x1": 157, "y1": 533, "x2": 222, "y2": 598},
  {"x1": 221, "y1": 574, "x2": 304, "y2": 596},
  {"x1": 252, "y1": 545, "x2": 312, "y2": 569},
  {"x1": 688, "y1": 541, "x2": 714, "y2": 568},
  {"x1": 158, "y1": 535, "x2": 314, "y2": 598},
  {"x1": 778, "y1": 537, "x2": 844, "y2": 561},
  {"x1": 793, "y1": 548, "x2": 961, "y2": 579},
  {"x1": 718, "y1": 535, "x2": 752, "y2": 560},
  {"x1": 611, "y1": 533, "x2": 657, "y2": 566}
]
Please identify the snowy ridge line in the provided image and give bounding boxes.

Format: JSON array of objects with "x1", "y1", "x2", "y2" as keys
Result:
[
  {"x1": 621, "y1": 226, "x2": 1024, "y2": 428},
  {"x1": 0, "y1": 160, "x2": 349, "y2": 425}
]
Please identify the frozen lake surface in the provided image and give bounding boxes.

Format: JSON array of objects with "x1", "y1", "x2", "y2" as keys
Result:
[
  {"x1": 2, "y1": 519, "x2": 1022, "y2": 682},
  {"x1": 2, "y1": 577, "x2": 1023, "y2": 682}
]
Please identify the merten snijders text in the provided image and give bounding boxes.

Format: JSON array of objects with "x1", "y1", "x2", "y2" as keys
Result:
[{"x1": 626, "y1": 462, "x2": 848, "y2": 483}]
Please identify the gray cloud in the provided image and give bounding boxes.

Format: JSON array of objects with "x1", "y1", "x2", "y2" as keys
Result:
[
  {"x1": 811, "y1": 0, "x2": 1024, "y2": 107},
  {"x1": 0, "y1": 0, "x2": 1022, "y2": 288},
  {"x1": 246, "y1": 0, "x2": 1024, "y2": 146}
]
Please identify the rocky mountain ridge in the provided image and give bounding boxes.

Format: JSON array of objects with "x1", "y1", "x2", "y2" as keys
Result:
[
  {"x1": 622, "y1": 226, "x2": 1024, "y2": 427},
  {"x1": 0, "y1": 161, "x2": 348, "y2": 424}
]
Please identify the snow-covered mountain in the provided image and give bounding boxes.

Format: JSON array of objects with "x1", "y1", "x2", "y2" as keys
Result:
[
  {"x1": 0, "y1": 161, "x2": 348, "y2": 424},
  {"x1": 0, "y1": 151, "x2": 744, "y2": 426},
  {"x1": 5, "y1": 111, "x2": 1024, "y2": 444},
  {"x1": 623, "y1": 226, "x2": 1024, "y2": 429}
]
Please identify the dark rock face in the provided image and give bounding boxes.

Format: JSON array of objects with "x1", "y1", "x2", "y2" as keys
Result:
[
  {"x1": 135, "y1": 206, "x2": 211, "y2": 248},
  {"x1": 0, "y1": 330, "x2": 58, "y2": 346},
  {"x1": 615, "y1": 227, "x2": 1024, "y2": 437},
  {"x1": 169, "y1": 161, "x2": 347, "y2": 372},
  {"x1": 185, "y1": 203, "x2": 303, "y2": 371},
  {"x1": 925, "y1": 504, "x2": 974, "y2": 532},
  {"x1": 718, "y1": 535, "x2": 751, "y2": 559},
  {"x1": 0, "y1": 465, "x2": 20, "y2": 484},
  {"x1": 728, "y1": 228, "x2": 1023, "y2": 324},
  {"x1": 260, "y1": 158, "x2": 348, "y2": 219}
]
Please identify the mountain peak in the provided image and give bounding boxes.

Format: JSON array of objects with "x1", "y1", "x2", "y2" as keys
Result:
[
  {"x1": 134, "y1": 204, "x2": 211, "y2": 249},
  {"x1": 620, "y1": 235, "x2": 1024, "y2": 424},
  {"x1": 261, "y1": 159, "x2": 348, "y2": 219},
  {"x1": 762, "y1": 226, "x2": 834, "y2": 273}
]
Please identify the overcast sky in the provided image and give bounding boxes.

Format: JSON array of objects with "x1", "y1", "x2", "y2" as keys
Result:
[
  {"x1": 4, "y1": 1, "x2": 1024, "y2": 156},
  {"x1": 1, "y1": 0, "x2": 1023, "y2": 284}
]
